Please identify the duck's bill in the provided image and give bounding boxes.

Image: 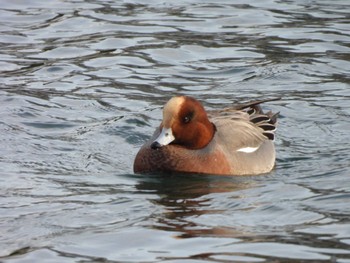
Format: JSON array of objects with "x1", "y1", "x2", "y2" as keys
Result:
[{"x1": 151, "y1": 127, "x2": 175, "y2": 149}]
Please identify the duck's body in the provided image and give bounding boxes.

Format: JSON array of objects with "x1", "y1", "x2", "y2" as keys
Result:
[{"x1": 134, "y1": 96, "x2": 279, "y2": 176}]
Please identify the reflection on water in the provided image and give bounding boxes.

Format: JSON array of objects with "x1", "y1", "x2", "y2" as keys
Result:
[
  {"x1": 136, "y1": 174, "x2": 257, "y2": 238},
  {"x1": 1, "y1": 0, "x2": 350, "y2": 262}
]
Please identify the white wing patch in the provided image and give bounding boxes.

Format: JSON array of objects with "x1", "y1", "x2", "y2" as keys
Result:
[{"x1": 237, "y1": 146, "x2": 259, "y2": 153}]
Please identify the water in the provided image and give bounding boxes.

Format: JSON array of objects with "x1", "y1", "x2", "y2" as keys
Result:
[{"x1": 1, "y1": 0, "x2": 350, "y2": 262}]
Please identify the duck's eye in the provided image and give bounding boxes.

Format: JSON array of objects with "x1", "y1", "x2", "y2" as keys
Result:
[{"x1": 183, "y1": 115, "x2": 191, "y2": 124}]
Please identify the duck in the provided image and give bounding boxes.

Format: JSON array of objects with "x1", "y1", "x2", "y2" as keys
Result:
[{"x1": 133, "y1": 96, "x2": 279, "y2": 175}]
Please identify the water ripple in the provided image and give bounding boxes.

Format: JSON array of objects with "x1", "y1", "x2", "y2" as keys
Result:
[{"x1": 1, "y1": 0, "x2": 350, "y2": 262}]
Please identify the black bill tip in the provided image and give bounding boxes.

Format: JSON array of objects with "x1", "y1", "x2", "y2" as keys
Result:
[{"x1": 151, "y1": 141, "x2": 162, "y2": 150}]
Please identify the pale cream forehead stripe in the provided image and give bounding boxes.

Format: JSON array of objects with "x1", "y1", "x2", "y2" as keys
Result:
[{"x1": 162, "y1": 96, "x2": 185, "y2": 128}]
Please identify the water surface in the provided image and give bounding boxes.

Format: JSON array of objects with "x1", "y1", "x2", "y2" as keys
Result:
[{"x1": 1, "y1": 0, "x2": 350, "y2": 262}]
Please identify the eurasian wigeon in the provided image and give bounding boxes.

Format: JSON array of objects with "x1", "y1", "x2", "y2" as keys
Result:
[{"x1": 134, "y1": 96, "x2": 279, "y2": 175}]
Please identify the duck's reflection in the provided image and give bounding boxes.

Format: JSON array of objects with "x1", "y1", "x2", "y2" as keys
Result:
[{"x1": 135, "y1": 173, "x2": 257, "y2": 238}]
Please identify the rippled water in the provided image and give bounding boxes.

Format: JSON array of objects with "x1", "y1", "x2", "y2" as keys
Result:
[{"x1": 1, "y1": 0, "x2": 350, "y2": 262}]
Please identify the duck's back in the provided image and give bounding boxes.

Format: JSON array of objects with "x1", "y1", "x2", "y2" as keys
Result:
[{"x1": 208, "y1": 107, "x2": 276, "y2": 175}]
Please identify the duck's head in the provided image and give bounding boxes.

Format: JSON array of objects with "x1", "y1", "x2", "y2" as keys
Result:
[{"x1": 151, "y1": 96, "x2": 215, "y2": 150}]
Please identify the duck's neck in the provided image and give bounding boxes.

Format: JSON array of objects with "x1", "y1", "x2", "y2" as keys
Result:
[{"x1": 191, "y1": 121, "x2": 216, "y2": 150}]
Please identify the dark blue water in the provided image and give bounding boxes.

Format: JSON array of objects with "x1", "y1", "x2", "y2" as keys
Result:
[{"x1": 1, "y1": 0, "x2": 350, "y2": 262}]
